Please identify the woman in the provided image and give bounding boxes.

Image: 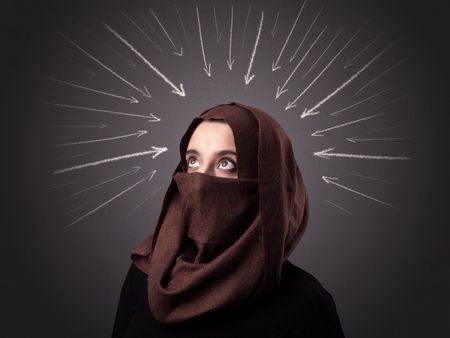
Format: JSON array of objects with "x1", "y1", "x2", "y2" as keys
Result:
[{"x1": 111, "y1": 102, "x2": 345, "y2": 337}]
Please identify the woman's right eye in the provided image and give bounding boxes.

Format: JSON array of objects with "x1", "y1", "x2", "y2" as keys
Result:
[{"x1": 187, "y1": 157, "x2": 199, "y2": 168}]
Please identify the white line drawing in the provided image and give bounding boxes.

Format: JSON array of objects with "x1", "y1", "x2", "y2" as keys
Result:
[
  {"x1": 59, "y1": 33, "x2": 151, "y2": 97},
  {"x1": 271, "y1": 11, "x2": 280, "y2": 37},
  {"x1": 272, "y1": 1, "x2": 306, "y2": 71},
  {"x1": 104, "y1": 23, "x2": 186, "y2": 97},
  {"x1": 322, "y1": 176, "x2": 396, "y2": 208},
  {"x1": 244, "y1": 10, "x2": 264, "y2": 85},
  {"x1": 315, "y1": 148, "x2": 411, "y2": 161},
  {"x1": 149, "y1": 8, "x2": 183, "y2": 56},
  {"x1": 344, "y1": 33, "x2": 383, "y2": 68},
  {"x1": 325, "y1": 200, "x2": 354, "y2": 216},
  {"x1": 118, "y1": 8, "x2": 161, "y2": 51},
  {"x1": 174, "y1": 4, "x2": 190, "y2": 44},
  {"x1": 195, "y1": 6, "x2": 211, "y2": 77},
  {"x1": 213, "y1": 5, "x2": 222, "y2": 42},
  {"x1": 346, "y1": 135, "x2": 417, "y2": 143},
  {"x1": 311, "y1": 112, "x2": 383, "y2": 136},
  {"x1": 241, "y1": 3, "x2": 252, "y2": 55},
  {"x1": 355, "y1": 58, "x2": 405, "y2": 95},
  {"x1": 227, "y1": 5, "x2": 235, "y2": 70},
  {"x1": 54, "y1": 148, "x2": 167, "y2": 174},
  {"x1": 51, "y1": 130, "x2": 147, "y2": 147},
  {"x1": 44, "y1": 102, "x2": 160, "y2": 122},
  {"x1": 65, "y1": 170, "x2": 157, "y2": 228}
]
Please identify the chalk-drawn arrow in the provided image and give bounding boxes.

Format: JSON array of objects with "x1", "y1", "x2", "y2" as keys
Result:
[
  {"x1": 311, "y1": 113, "x2": 383, "y2": 136},
  {"x1": 314, "y1": 148, "x2": 411, "y2": 160},
  {"x1": 244, "y1": 10, "x2": 264, "y2": 85},
  {"x1": 51, "y1": 130, "x2": 147, "y2": 147},
  {"x1": 226, "y1": 5, "x2": 235, "y2": 70},
  {"x1": 149, "y1": 8, "x2": 183, "y2": 56}
]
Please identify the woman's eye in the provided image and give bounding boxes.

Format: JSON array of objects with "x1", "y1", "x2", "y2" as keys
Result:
[
  {"x1": 218, "y1": 159, "x2": 236, "y2": 171},
  {"x1": 187, "y1": 157, "x2": 199, "y2": 167}
]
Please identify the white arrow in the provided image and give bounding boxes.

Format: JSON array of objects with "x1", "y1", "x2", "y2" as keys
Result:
[
  {"x1": 226, "y1": 5, "x2": 235, "y2": 70},
  {"x1": 314, "y1": 148, "x2": 411, "y2": 160},
  {"x1": 244, "y1": 10, "x2": 264, "y2": 85},
  {"x1": 289, "y1": 6, "x2": 324, "y2": 63},
  {"x1": 355, "y1": 58, "x2": 405, "y2": 96},
  {"x1": 51, "y1": 130, "x2": 147, "y2": 147},
  {"x1": 285, "y1": 24, "x2": 364, "y2": 111},
  {"x1": 213, "y1": 5, "x2": 222, "y2": 42},
  {"x1": 118, "y1": 9, "x2": 161, "y2": 52},
  {"x1": 322, "y1": 176, "x2": 396, "y2": 208},
  {"x1": 54, "y1": 147, "x2": 168, "y2": 175},
  {"x1": 271, "y1": 11, "x2": 280, "y2": 38},
  {"x1": 63, "y1": 166, "x2": 141, "y2": 200},
  {"x1": 301, "y1": 38, "x2": 399, "y2": 118},
  {"x1": 195, "y1": 6, "x2": 212, "y2": 77},
  {"x1": 65, "y1": 170, "x2": 157, "y2": 229},
  {"x1": 329, "y1": 85, "x2": 396, "y2": 116},
  {"x1": 174, "y1": 4, "x2": 190, "y2": 44},
  {"x1": 59, "y1": 33, "x2": 151, "y2": 98},
  {"x1": 50, "y1": 123, "x2": 106, "y2": 129},
  {"x1": 44, "y1": 102, "x2": 160, "y2": 122},
  {"x1": 104, "y1": 23, "x2": 186, "y2": 97},
  {"x1": 346, "y1": 136, "x2": 417, "y2": 143},
  {"x1": 276, "y1": 24, "x2": 328, "y2": 99},
  {"x1": 241, "y1": 3, "x2": 252, "y2": 55},
  {"x1": 48, "y1": 78, "x2": 138, "y2": 103},
  {"x1": 149, "y1": 9, "x2": 183, "y2": 56},
  {"x1": 272, "y1": 1, "x2": 306, "y2": 71},
  {"x1": 311, "y1": 112, "x2": 383, "y2": 136},
  {"x1": 344, "y1": 33, "x2": 383, "y2": 68}
]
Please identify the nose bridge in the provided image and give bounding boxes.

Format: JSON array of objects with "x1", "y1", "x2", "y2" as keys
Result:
[{"x1": 197, "y1": 155, "x2": 215, "y2": 175}]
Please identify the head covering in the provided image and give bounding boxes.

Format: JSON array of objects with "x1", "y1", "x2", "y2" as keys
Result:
[{"x1": 131, "y1": 102, "x2": 309, "y2": 324}]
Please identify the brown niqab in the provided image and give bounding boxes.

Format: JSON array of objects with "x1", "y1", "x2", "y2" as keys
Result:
[{"x1": 131, "y1": 102, "x2": 309, "y2": 325}]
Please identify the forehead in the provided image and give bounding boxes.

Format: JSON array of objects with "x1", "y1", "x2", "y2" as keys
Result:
[{"x1": 187, "y1": 120, "x2": 236, "y2": 150}]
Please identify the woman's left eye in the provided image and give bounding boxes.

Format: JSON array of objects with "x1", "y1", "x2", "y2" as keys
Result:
[{"x1": 218, "y1": 159, "x2": 236, "y2": 171}]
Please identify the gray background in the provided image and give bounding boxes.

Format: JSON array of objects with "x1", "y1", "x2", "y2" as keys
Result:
[{"x1": 3, "y1": 0, "x2": 449, "y2": 337}]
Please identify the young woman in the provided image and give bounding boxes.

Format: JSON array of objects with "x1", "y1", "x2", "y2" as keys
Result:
[{"x1": 111, "y1": 102, "x2": 345, "y2": 337}]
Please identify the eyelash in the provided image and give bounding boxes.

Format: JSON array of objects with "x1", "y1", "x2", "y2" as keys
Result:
[{"x1": 186, "y1": 157, "x2": 237, "y2": 171}]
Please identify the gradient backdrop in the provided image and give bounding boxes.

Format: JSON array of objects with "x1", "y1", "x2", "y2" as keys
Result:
[{"x1": 3, "y1": 0, "x2": 450, "y2": 337}]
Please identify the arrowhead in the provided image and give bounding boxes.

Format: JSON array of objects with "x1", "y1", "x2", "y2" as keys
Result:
[
  {"x1": 313, "y1": 147, "x2": 335, "y2": 160},
  {"x1": 301, "y1": 109, "x2": 320, "y2": 119},
  {"x1": 275, "y1": 85, "x2": 288, "y2": 99},
  {"x1": 311, "y1": 130, "x2": 324, "y2": 137},
  {"x1": 271, "y1": 30, "x2": 277, "y2": 37},
  {"x1": 322, "y1": 176, "x2": 339, "y2": 184},
  {"x1": 151, "y1": 146, "x2": 168, "y2": 159},
  {"x1": 272, "y1": 61, "x2": 281, "y2": 72},
  {"x1": 244, "y1": 73, "x2": 255, "y2": 85},
  {"x1": 346, "y1": 136, "x2": 358, "y2": 143},
  {"x1": 203, "y1": 63, "x2": 212, "y2": 77},
  {"x1": 172, "y1": 83, "x2": 186, "y2": 97},
  {"x1": 132, "y1": 166, "x2": 141, "y2": 174},
  {"x1": 148, "y1": 113, "x2": 161, "y2": 122},
  {"x1": 226, "y1": 59, "x2": 235, "y2": 70},
  {"x1": 285, "y1": 101, "x2": 297, "y2": 110},
  {"x1": 173, "y1": 47, "x2": 183, "y2": 56},
  {"x1": 141, "y1": 86, "x2": 151, "y2": 98},
  {"x1": 137, "y1": 130, "x2": 147, "y2": 138},
  {"x1": 129, "y1": 96, "x2": 139, "y2": 104}
]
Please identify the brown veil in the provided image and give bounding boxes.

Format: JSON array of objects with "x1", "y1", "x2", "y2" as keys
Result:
[{"x1": 131, "y1": 102, "x2": 309, "y2": 325}]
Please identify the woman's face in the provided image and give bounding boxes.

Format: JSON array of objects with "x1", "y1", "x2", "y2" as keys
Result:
[{"x1": 185, "y1": 120, "x2": 238, "y2": 179}]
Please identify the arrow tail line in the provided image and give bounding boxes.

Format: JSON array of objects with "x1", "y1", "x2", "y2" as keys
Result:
[
  {"x1": 241, "y1": 3, "x2": 252, "y2": 55},
  {"x1": 196, "y1": 6, "x2": 210, "y2": 75},
  {"x1": 174, "y1": 4, "x2": 190, "y2": 44},
  {"x1": 312, "y1": 113, "x2": 383, "y2": 135},
  {"x1": 324, "y1": 199, "x2": 354, "y2": 216},
  {"x1": 273, "y1": 1, "x2": 306, "y2": 68},
  {"x1": 271, "y1": 11, "x2": 280, "y2": 37},
  {"x1": 48, "y1": 78, "x2": 137, "y2": 103},
  {"x1": 149, "y1": 9, "x2": 180, "y2": 53},
  {"x1": 54, "y1": 148, "x2": 167, "y2": 174},
  {"x1": 104, "y1": 23, "x2": 185, "y2": 96},
  {"x1": 330, "y1": 85, "x2": 396, "y2": 116},
  {"x1": 228, "y1": 5, "x2": 234, "y2": 66},
  {"x1": 45, "y1": 102, "x2": 158, "y2": 120},
  {"x1": 290, "y1": 6, "x2": 324, "y2": 61},
  {"x1": 349, "y1": 136, "x2": 417, "y2": 142},
  {"x1": 305, "y1": 39, "x2": 399, "y2": 116},
  {"x1": 278, "y1": 24, "x2": 328, "y2": 95},
  {"x1": 245, "y1": 10, "x2": 264, "y2": 84},
  {"x1": 345, "y1": 32, "x2": 383, "y2": 67},
  {"x1": 355, "y1": 58, "x2": 406, "y2": 95},
  {"x1": 51, "y1": 131, "x2": 146, "y2": 147},
  {"x1": 118, "y1": 9, "x2": 161, "y2": 51},
  {"x1": 59, "y1": 33, "x2": 150, "y2": 97},
  {"x1": 65, "y1": 170, "x2": 156, "y2": 228},
  {"x1": 213, "y1": 5, "x2": 221, "y2": 41},
  {"x1": 318, "y1": 150, "x2": 411, "y2": 160},
  {"x1": 63, "y1": 167, "x2": 139, "y2": 200},
  {"x1": 326, "y1": 178, "x2": 395, "y2": 208}
]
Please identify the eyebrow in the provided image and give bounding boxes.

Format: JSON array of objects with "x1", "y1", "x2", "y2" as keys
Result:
[{"x1": 185, "y1": 149, "x2": 237, "y2": 157}]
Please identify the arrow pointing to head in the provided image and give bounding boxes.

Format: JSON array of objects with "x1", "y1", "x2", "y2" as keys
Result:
[
  {"x1": 244, "y1": 10, "x2": 264, "y2": 86},
  {"x1": 314, "y1": 148, "x2": 412, "y2": 160},
  {"x1": 51, "y1": 129, "x2": 148, "y2": 147},
  {"x1": 196, "y1": 6, "x2": 212, "y2": 77}
]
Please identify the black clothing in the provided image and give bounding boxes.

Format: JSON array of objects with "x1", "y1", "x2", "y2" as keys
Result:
[{"x1": 112, "y1": 260, "x2": 345, "y2": 338}]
